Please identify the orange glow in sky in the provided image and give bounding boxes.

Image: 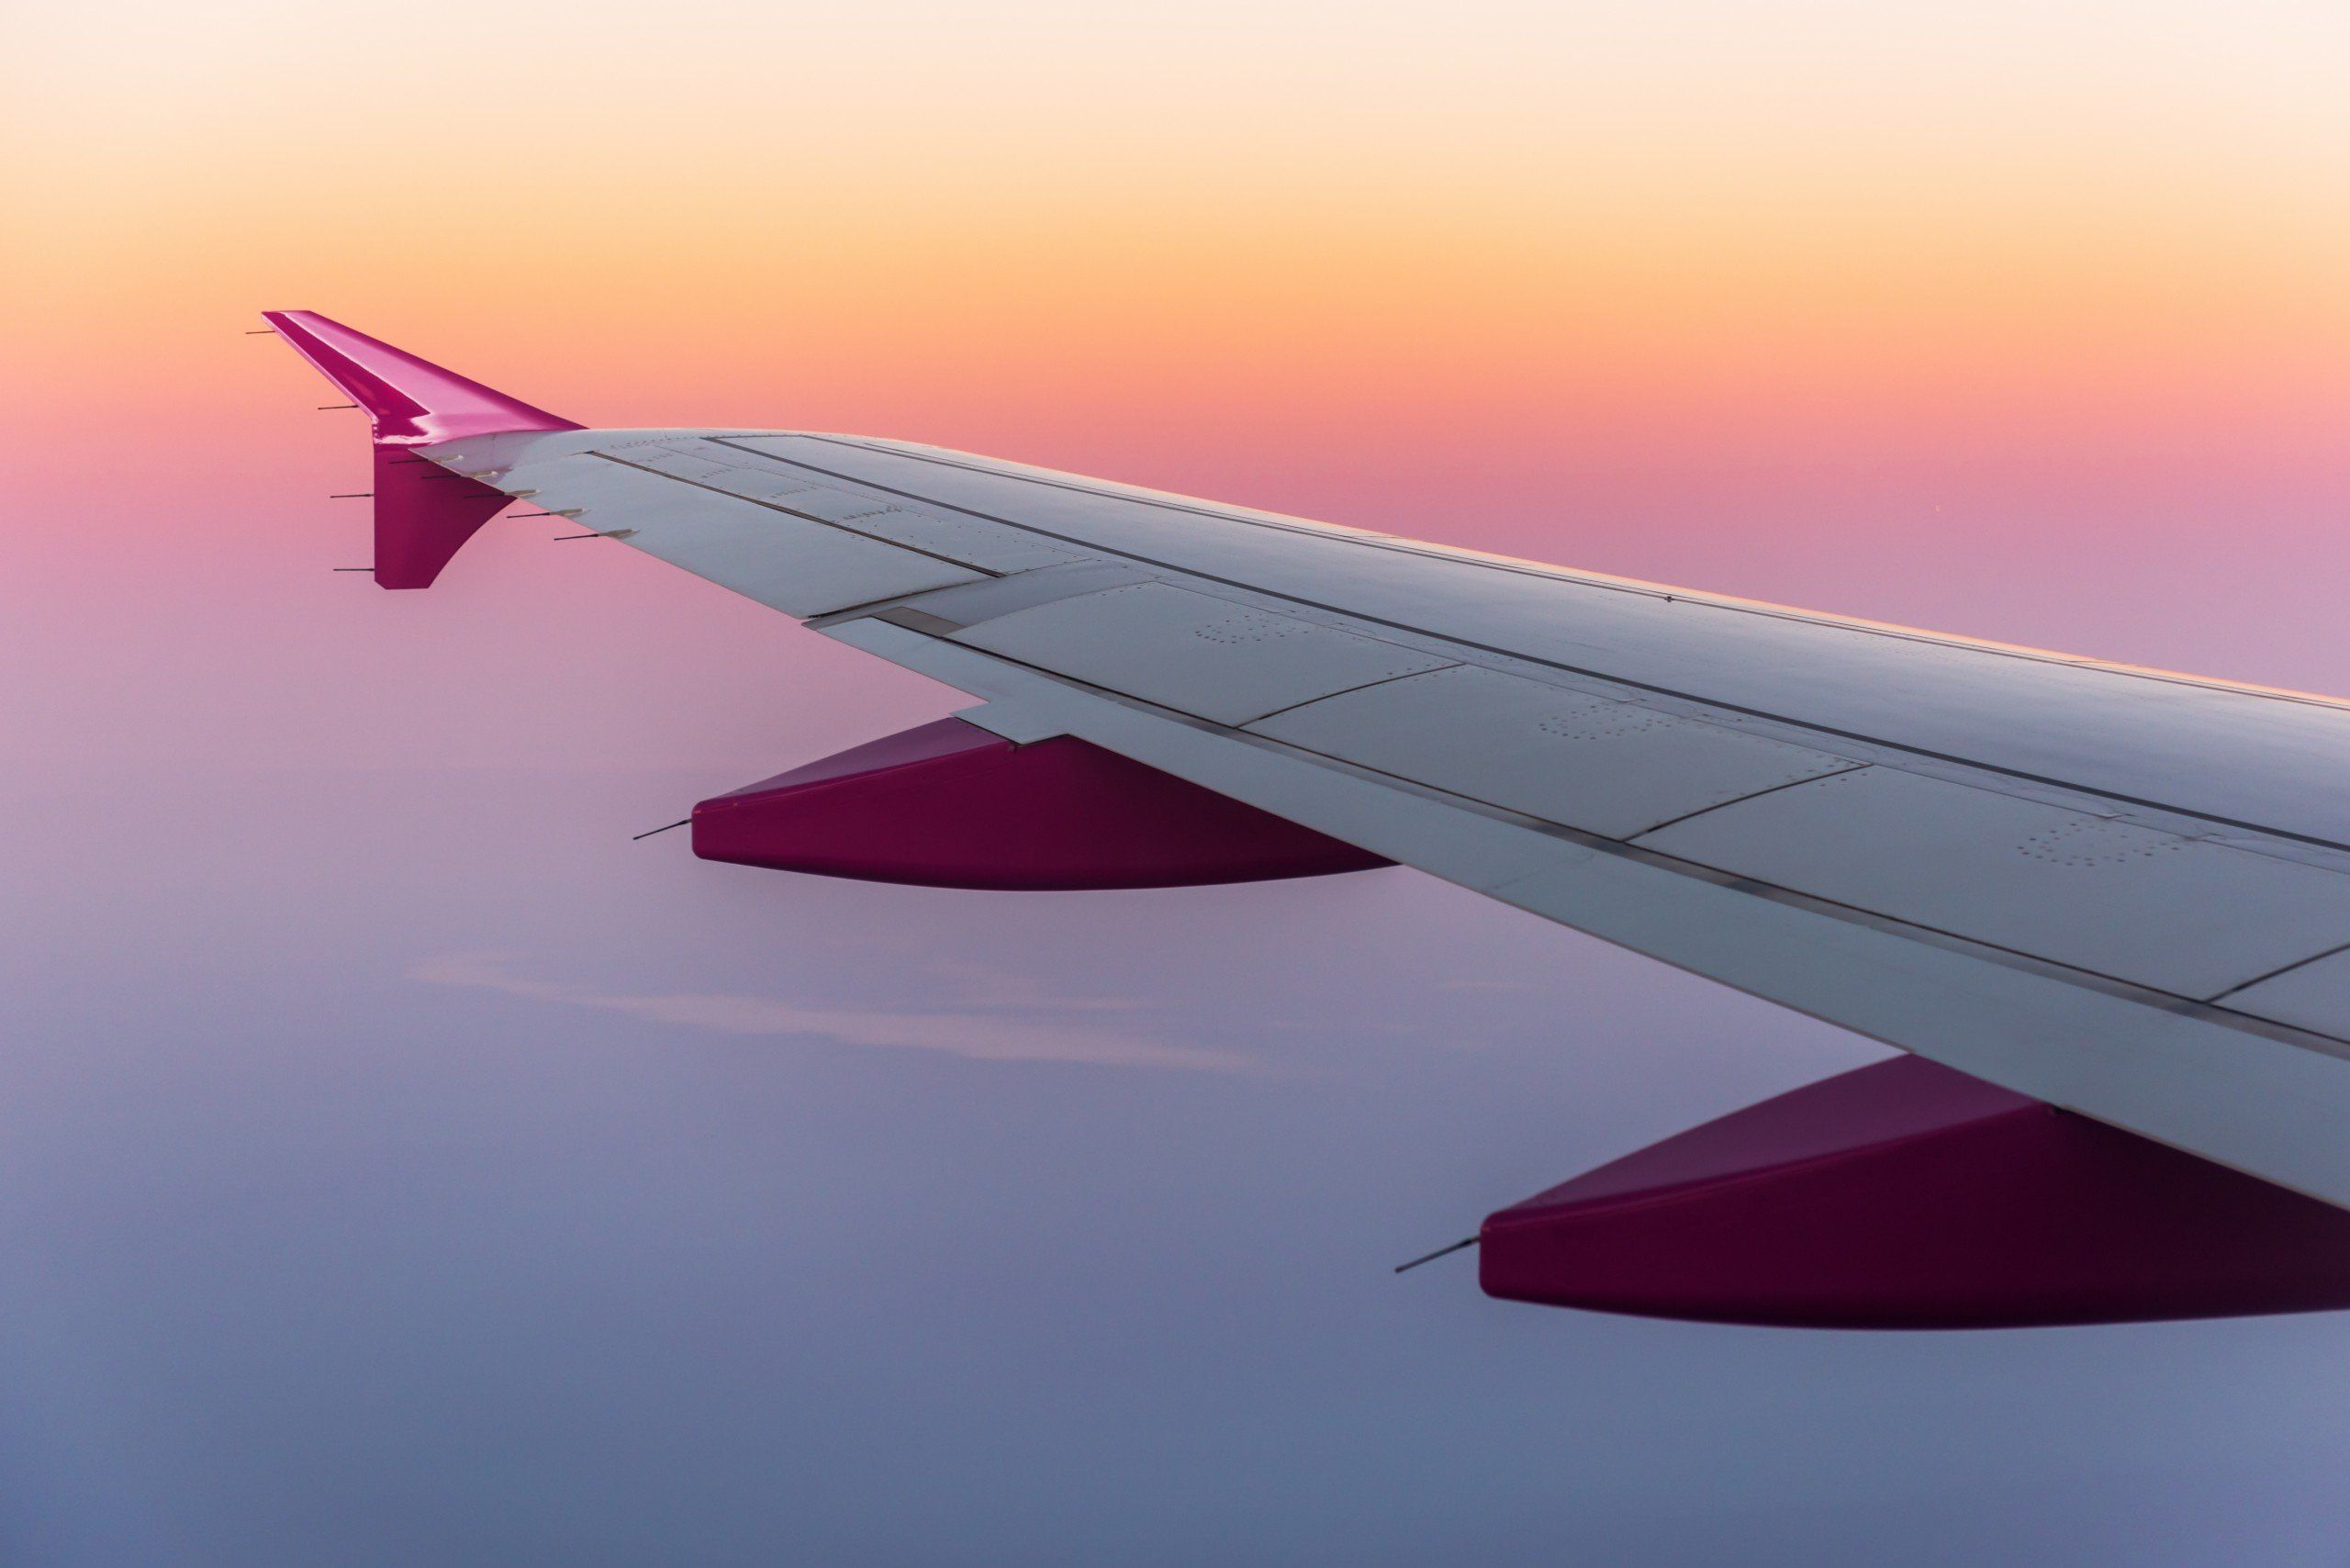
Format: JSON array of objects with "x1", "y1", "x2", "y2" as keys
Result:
[{"x1": 6, "y1": 0, "x2": 2349, "y2": 761}]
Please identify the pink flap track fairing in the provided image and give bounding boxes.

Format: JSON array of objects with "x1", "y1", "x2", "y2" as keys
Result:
[
  {"x1": 263, "y1": 310, "x2": 580, "y2": 588},
  {"x1": 1478, "y1": 1054, "x2": 2350, "y2": 1329},
  {"x1": 691, "y1": 718, "x2": 1393, "y2": 890}
]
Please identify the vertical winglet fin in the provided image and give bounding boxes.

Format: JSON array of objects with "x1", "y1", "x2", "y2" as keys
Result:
[{"x1": 262, "y1": 310, "x2": 582, "y2": 588}]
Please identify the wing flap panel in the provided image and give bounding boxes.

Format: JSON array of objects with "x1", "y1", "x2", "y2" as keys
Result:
[
  {"x1": 1637, "y1": 766, "x2": 2350, "y2": 998},
  {"x1": 946, "y1": 580, "x2": 1457, "y2": 725},
  {"x1": 1248, "y1": 663, "x2": 1861, "y2": 839}
]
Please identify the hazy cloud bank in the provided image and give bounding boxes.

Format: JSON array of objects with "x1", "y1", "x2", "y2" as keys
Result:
[{"x1": 411, "y1": 950, "x2": 1259, "y2": 1073}]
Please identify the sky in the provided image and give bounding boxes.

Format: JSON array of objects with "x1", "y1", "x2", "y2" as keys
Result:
[{"x1": 4, "y1": 0, "x2": 2350, "y2": 1562}]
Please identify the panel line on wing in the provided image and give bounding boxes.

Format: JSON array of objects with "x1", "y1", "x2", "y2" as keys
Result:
[
  {"x1": 2207, "y1": 940, "x2": 2350, "y2": 1004},
  {"x1": 1625, "y1": 764, "x2": 1878, "y2": 837},
  {"x1": 1231, "y1": 666, "x2": 1474, "y2": 727},
  {"x1": 1245, "y1": 663, "x2": 1865, "y2": 841}
]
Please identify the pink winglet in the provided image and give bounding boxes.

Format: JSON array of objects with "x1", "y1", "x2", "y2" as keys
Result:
[
  {"x1": 263, "y1": 310, "x2": 577, "y2": 445},
  {"x1": 263, "y1": 310, "x2": 581, "y2": 588},
  {"x1": 1479, "y1": 1054, "x2": 2350, "y2": 1328}
]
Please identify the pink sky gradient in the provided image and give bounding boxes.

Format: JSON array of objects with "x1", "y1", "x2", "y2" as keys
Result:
[{"x1": 6, "y1": 3, "x2": 2350, "y2": 1562}]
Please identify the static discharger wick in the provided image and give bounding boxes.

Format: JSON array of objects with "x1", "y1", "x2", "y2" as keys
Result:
[
  {"x1": 632, "y1": 818, "x2": 692, "y2": 841},
  {"x1": 1393, "y1": 1237, "x2": 1479, "y2": 1274}
]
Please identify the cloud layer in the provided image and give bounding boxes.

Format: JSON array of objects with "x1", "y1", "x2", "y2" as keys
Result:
[{"x1": 411, "y1": 950, "x2": 1259, "y2": 1073}]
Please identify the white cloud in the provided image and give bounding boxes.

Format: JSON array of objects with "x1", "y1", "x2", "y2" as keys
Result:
[{"x1": 410, "y1": 950, "x2": 1259, "y2": 1073}]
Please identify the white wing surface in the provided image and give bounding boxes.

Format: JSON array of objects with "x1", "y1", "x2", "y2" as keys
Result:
[{"x1": 412, "y1": 423, "x2": 2350, "y2": 1208}]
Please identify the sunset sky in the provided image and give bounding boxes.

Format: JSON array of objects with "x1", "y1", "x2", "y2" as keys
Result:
[{"x1": 6, "y1": 1, "x2": 2350, "y2": 1562}]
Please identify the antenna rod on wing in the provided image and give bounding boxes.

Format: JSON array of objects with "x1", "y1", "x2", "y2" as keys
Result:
[{"x1": 1393, "y1": 1237, "x2": 1479, "y2": 1274}]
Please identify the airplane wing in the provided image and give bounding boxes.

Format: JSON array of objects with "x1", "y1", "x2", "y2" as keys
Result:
[{"x1": 262, "y1": 309, "x2": 2350, "y2": 1327}]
